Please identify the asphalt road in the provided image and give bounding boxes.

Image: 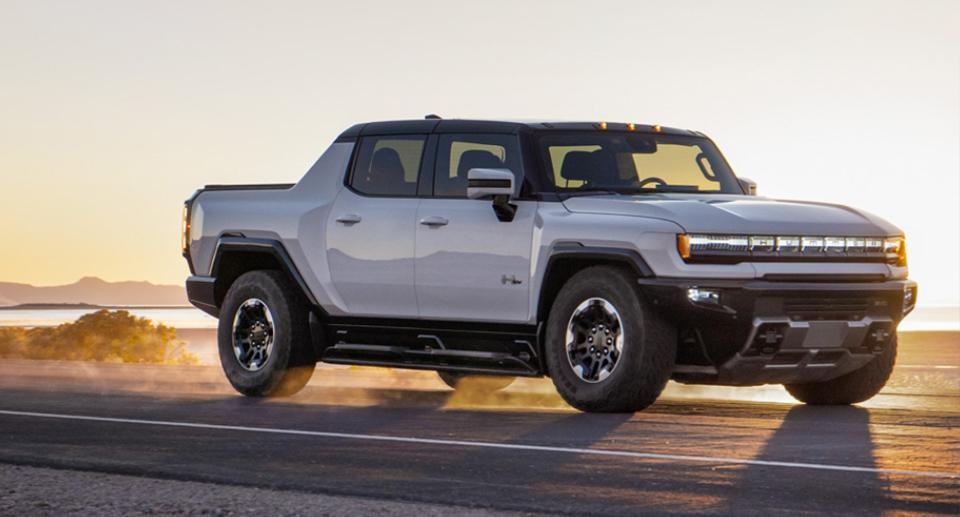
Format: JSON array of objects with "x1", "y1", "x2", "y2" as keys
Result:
[{"x1": 0, "y1": 355, "x2": 957, "y2": 515}]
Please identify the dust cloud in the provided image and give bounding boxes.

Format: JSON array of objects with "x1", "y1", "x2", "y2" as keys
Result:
[
  {"x1": 0, "y1": 310, "x2": 199, "y2": 365},
  {"x1": 0, "y1": 310, "x2": 955, "y2": 412}
]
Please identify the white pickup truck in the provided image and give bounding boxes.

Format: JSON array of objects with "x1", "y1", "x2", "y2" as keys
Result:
[{"x1": 182, "y1": 118, "x2": 916, "y2": 412}]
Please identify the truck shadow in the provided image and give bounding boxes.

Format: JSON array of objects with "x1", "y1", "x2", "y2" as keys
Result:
[
  {"x1": 4, "y1": 383, "x2": 957, "y2": 514},
  {"x1": 724, "y1": 405, "x2": 954, "y2": 515}
]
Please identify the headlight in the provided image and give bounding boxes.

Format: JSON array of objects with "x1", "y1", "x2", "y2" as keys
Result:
[
  {"x1": 677, "y1": 233, "x2": 906, "y2": 265},
  {"x1": 775, "y1": 236, "x2": 800, "y2": 252},
  {"x1": 824, "y1": 237, "x2": 846, "y2": 253},
  {"x1": 800, "y1": 236, "x2": 824, "y2": 252},
  {"x1": 885, "y1": 237, "x2": 907, "y2": 267}
]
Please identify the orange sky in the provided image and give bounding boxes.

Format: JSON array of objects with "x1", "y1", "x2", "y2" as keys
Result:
[{"x1": 0, "y1": 0, "x2": 957, "y2": 306}]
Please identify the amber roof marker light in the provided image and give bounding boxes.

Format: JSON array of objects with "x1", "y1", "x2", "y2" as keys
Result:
[
  {"x1": 653, "y1": 124, "x2": 663, "y2": 133},
  {"x1": 597, "y1": 121, "x2": 608, "y2": 130},
  {"x1": 627, "y1": 122, "x2": 636, "y2": 131}
]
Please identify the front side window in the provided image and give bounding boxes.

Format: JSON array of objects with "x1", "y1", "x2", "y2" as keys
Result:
[
  {"x1": 435, "y1": 134, "x2": 522, "y2": 197},
  {"x1": 350, "y1": 135, "x2": 426, "y2": 196},
  {"x1": 540, "y1": 132, "x2": 742, "y2": 195}
]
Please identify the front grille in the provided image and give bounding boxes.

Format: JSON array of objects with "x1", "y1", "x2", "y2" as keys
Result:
[{"x1": 783, "y1": 296, "x2": 874, "y2": 321}]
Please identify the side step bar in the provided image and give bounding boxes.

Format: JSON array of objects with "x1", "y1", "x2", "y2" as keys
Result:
[{"x1": 321, "y1": 343, "x2": 540, "y2": 376}]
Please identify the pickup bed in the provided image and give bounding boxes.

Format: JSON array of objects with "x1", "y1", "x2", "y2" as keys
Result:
[{"x1": 182, "y1": 118, "x2": 916, "y2": 412}]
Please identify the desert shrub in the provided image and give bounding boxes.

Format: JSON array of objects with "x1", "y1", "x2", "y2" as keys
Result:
[{"x1": 0, "y1": 310, "x2": 199, "y2": 365}]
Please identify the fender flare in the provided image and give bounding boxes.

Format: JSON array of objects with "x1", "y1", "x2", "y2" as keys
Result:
[
  {"x1": 535, "y1": 243, "x2": 655, "y2": 340},
  {"x1": 208, "y1": 236, "x2": 320, "y2": 308},
  {"x1": 543, "y1": 243, "x2": 654, "y2": 279}
]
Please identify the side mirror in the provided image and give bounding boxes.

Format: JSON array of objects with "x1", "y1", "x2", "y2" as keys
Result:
[
  {"x1": 467, "y1": 168, "x2": 517, "y2": 222},
  {"x1": 467, "y1": 168, "x2": 514, "y2": 199},
  {"x1": 738, "y1": 177, "x2": 757, "y2": 196}
]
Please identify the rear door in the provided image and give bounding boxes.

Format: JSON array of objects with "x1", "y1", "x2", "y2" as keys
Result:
[
  {"x1": 414, "y1": 133, "x2": 536, "y2": 323},
  {"x1": 326, "y1": 134, "x2": 428, "y2": 317}
]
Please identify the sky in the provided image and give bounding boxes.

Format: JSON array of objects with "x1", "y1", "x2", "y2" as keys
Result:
[{"x1": 0, "y1": 0, "x2": 958, "y2": 306}]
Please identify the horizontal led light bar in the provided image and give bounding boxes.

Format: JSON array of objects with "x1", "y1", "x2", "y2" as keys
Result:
[{"x1": 677, "y1": 234, "x2": 905, "y2": 266}]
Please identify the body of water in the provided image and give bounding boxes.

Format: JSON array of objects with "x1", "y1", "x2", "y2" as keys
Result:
[{"x1": 0, "y1": 307, "x2": 218, "y2": 329}]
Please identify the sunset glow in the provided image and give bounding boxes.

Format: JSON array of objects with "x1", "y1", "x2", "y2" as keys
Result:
[{"x1": 0, "y1": 0, "x2": 957, "y2": 307}]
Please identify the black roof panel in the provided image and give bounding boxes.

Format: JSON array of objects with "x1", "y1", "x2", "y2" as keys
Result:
[
  {"x1": 336, "y1": 119, "x2": 697, "y2": 141},
  {"x1": 359, "y1": 119, "x2": 440, "y2": 136}
]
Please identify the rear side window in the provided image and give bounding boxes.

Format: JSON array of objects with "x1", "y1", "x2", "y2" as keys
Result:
[
  {"x1": 350, "y1": 135, "x2": 426, "y2": 196},
  {"x1": 434, "y1": 134, "x2": 522, "y2": 198}
]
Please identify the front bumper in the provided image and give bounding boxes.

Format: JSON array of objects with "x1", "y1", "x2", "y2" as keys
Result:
[{"x1": 637, "y1": 277, "x2": 917, "y2": 386}]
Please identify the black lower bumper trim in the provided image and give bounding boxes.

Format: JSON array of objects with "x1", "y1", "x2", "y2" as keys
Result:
[
  {"x1": 185, "y1": 276, "x2": 218, "y2": 317},
  {"x1": 637, "y1": 277, "x2": 916, "y2": 385},
  {"x1": 636, "y1": 277, "x2": 916, "y2": 320}
]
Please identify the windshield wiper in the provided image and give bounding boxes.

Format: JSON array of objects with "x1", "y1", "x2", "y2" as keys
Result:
[
  {"x1": 651, "y1": 185, "x2": 701, "y2": 193},
  {"x1": 560, "y1": 187, "x2": 625, "y2": 198}
]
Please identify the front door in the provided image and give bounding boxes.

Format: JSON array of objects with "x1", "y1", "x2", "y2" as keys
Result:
[{"x1": 414, "y1": 133, "x2": 536, "y2": 323}]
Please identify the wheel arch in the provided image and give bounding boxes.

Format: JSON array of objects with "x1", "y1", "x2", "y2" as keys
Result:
[
  {"x1": 535, "y1": 245, "x2": 654, "y2": 369},
  {"x1": 209, "y1": 237, "x2": 319, "y2": 314},
  {"x1": 537, "y1": 245, "x2": 653, "y2": 320}
]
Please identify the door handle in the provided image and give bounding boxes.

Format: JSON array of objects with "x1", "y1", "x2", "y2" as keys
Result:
[
  {"x1": 335, "y1": 214, "x2": 362, "y2": 225},
  {"x1": 419, "y1": 216, "x2": 449, "y2": 227}
]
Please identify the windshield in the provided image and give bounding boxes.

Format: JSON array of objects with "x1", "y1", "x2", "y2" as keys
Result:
[{"x1": 538, "y1": 132, "x2": 743, "y2": 195}]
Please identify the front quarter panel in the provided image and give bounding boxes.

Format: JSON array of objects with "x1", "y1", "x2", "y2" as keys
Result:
[{"x1": 530, "y1": 203, "x2": 694, "y2": 322}]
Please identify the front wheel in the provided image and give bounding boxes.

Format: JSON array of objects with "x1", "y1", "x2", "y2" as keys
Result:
[
  {"x1": 218, "y1": 270, "x2": 315, "y2": 397},
  {"x1": 785, "y1": 336, "x2": 897, "y2": 405},
  {"x1": 545, "y1": 266, "x2": 676, "y2": 413}
]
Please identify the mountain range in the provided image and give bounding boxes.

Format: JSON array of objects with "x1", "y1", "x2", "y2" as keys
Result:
[{"x1": 0, "y1": 277, "x2": 188, "y2": 307}]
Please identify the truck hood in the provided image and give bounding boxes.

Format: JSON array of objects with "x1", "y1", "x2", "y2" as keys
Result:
[{"x1": 561, "y1": 194, "x2": 902, "y2": 236}]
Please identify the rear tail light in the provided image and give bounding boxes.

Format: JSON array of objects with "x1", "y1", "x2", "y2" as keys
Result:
[{"x1": 180, "y1": 203, "x2": 191, "y2": 256}]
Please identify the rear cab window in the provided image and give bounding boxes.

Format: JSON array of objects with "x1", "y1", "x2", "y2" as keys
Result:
[{"x1": 350, "y1": 135, "x2": 426, "y2": 196}]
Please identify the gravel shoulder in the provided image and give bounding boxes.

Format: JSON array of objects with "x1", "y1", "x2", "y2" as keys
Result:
[{"x1": 0, "y1": 463, "x2": 526, "y2": 516}]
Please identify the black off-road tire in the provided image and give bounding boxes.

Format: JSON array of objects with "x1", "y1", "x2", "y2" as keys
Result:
[
  {"x1": 437, "y1": 371, "x2": 515, "y2": 392},
  {"x1": 218, "y1": 270, "x2": 316, "y2": 397},
  {"x1": 785, "y1": 335, "x2": 897, "y2": 405},
  {"x1": 545, "y1": 266, "x2": 676, "y2": 413}
]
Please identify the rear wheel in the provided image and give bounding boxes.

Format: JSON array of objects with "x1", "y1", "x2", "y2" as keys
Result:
[
  {"x1": 437, "y1": 371, "x2": 515, "y2": 392},
  {"x1": 218, "y1": 270, "x2": 315, "y2": 397},
  {"x1": 545, "y1": 266, "x2": 675, "y2": 413},
  {"x1": 785, "y1": 336, "x2": 897, "y2": 405}
]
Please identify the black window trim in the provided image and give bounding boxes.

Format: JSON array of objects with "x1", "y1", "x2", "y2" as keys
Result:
[{"x1": 417, "y1": 134, "x2": 439, "y2": 198}]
